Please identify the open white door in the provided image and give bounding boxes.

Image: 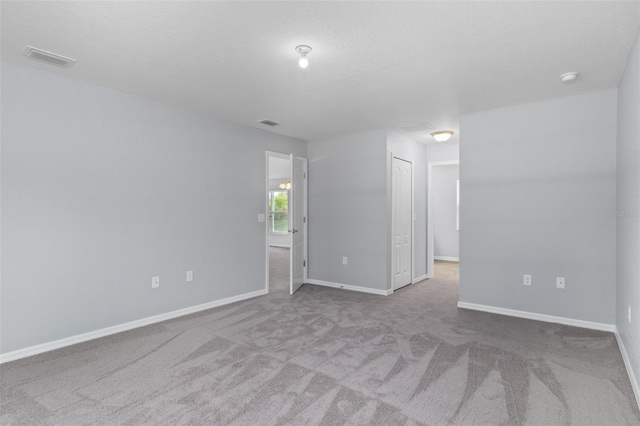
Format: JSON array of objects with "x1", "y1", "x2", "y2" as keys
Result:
[
  {"x1": 289, "y1": 155, "x2": 307, "y2": 294},
  {"x1": 392, "y1": 157, "x2": 413, "y2": 290}
]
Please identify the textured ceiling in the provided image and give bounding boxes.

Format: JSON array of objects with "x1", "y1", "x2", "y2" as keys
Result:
[{"x1": 2, "y1": 1, "x2": 639, "y2": 144}]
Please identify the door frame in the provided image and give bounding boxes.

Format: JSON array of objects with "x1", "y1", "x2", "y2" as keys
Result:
[
  {"x1": 289, "y1": 155, "x2": 308, "y2": 294},
  {"x1": 264, "y1": 151, "x2": 308, "y2": 294},
  {"x1": 427, "y1": 160, "x2": 460, "y2": 279},
  {"x1": 390, "y1": 154, "x2": 415, "y2": 293},
  {"x1": 265, "y1": 150, "x2": 291, "y2": 294}
]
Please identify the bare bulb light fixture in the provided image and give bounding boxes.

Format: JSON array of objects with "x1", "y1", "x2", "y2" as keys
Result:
[
  {"x1": 279, "y1": 180, "x2": 291, "y2": 190},
  {"x1": 431, "y1": 131, "x2": 454, "y2": 142},
  {"x1": 296, "y1": 45, "x2": 312, "y2": 68}
]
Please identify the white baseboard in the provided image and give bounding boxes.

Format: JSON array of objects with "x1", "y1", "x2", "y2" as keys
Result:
[
  {"x1": 306, "y1": 279, "x2": 392, "y2": 296},
  {"x1": 0, "y1": 289, "x2": 268, "y2": 364},
  {"x1": 413, "y1": 274, "x2": 428, "y2": 284},
  {"x1": 434, "y1": 256, "x2": 459, "y2": 262},
  {"x1": 615, "y1": 328, "x2": 640, "y2": 410},
  {"x1": 457, "y1": 301, "x2": 616, "y2": 332}
]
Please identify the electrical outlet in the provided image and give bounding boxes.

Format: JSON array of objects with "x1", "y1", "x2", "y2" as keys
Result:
[
  {"x1": 187, "y1": 270, "x2": 193, "y2": 282},
  {"x1": 523, "y1": 274, "x2": 532, "y2": 286},
  {"x1": 629, "y1": 305, "x2": 632, "y2": 324},
  {"x1": 556, "y1": 277, "x2": 565, "y2": 289},
  {"x1": 152, "y1": 276, "x2": 160, "y2": 289},
  {"x1": 343, "y1": 257, "x2": 348, "y2": 265}
]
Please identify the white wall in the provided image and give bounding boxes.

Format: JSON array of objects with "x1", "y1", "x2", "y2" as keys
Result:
[
  {"x1": 0, "y1": 61, "x2": 306, "y2": 354},
  {"x1": 427, "y1": 141, "x2": 459, "y2": 163},
  {"x1": 307, "y1": 129, "x2": 427, "y2": 290},
  {"x1": 433, "y1": 164, "x2": 459, "y2": 259},
  {"x1": 616, "y1": 29, "x2": 640, "y2": 399},
  {"x1": 459, "y1": 89, "x2": 617, "y2": 324},
  {"x1": 427, "y1": 142, "x2": 460, "y2": 266},
  {"x1": 307, "y1": 130, "x2": 389, "y2": 290}
]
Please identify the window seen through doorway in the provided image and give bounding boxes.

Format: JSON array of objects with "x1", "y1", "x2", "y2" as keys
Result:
[{"x1": 268, "y1": 191, "x2": 288, "y2": 233}]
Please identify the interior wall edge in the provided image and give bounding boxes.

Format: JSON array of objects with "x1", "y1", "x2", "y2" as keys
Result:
[
  {"x1": 0, "y1": 289, "x2": 267, "y2": 364},
  {"x1": 457, "y1": 301, "x2": 616, "y2": 332},
  {"x1": 305, "y1": 279, "x2": 392, "y2": 296},
  {"x1": 615, "y1": 329, "x2": 640, "y2": 411}
]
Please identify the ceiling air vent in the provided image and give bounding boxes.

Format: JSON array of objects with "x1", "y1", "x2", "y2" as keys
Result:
[
  {"x1": 23, "y1": 46, "x2": 77, "y2": 68},
  {"x1": 258, "y1": 119, "x2": 279, "y2": 127},
  {"x1": 400, "y1": 122, "x2": 434, "y2": 133}
]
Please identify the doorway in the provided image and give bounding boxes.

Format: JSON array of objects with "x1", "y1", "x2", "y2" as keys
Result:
[
  {"x1": 392, "y1": 156, "x2": 413, "y2": 291},
  {"x1": 266, "y1": 152, "x2": 291, "y2": 293},
  {"x1": 265, "y1": 151, "x2": 308, "y2": 295},
  {"x1": 427, "y1": 160, "x2": 460, "y2": 279},
  {"x1": 289, "y1": 155, "x2": 307, "y2": 294}
]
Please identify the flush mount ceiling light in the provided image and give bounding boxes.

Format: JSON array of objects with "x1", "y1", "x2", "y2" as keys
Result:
[
  {"x1": 560, "y1": 72, "x2": 580, "y2": 84},
  {"x1": 295, "y1": 45, "x2": 312, "y2": 68},
  {"x1": 431, "y1": 131, "x2": 454, "y2": 142}
]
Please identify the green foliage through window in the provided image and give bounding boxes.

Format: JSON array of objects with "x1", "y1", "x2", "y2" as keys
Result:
[{"x1": 269, "y1": 191, "x2": 288, "y2": 233}]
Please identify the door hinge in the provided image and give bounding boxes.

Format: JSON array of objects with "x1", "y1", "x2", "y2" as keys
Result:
[
  {"x1": 303, "y1": 260, "x2": 306, "y2": 267},
  {"x1": 303, "y1": 172, "x2": 306, "y2": 179},
  {"x1": 303, "y1": 216, "x2": 306, "y2": 223}
]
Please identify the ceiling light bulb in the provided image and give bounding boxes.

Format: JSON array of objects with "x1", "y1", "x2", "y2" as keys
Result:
[
  {"x1": 295, "y1": 45, "x2": 312, "y2": 69},
  {"x1": 279, "y1": 180, "x2": 291, "y2": 190},
  {"x1": 431, "y1": 131, "x2": 454, "y2": 142}
]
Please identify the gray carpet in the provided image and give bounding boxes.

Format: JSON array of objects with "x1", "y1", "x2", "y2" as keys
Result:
[
  {"x1": 1, "y1": 249, "x2": 638, "y2": 425},
  {"x1": 268, "y1": 246, "x2": 290, "y2": 294}
]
